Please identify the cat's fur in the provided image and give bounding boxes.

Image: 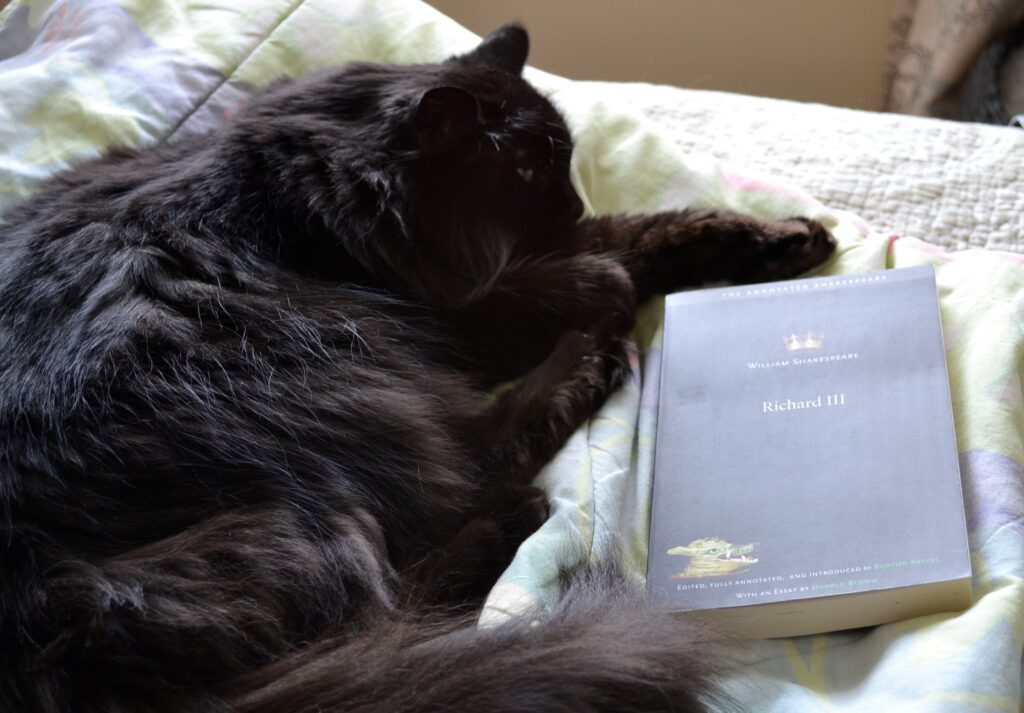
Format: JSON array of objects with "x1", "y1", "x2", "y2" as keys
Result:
[{"x1": 0, "y1": 25, "x2": 834, "y2": 713}]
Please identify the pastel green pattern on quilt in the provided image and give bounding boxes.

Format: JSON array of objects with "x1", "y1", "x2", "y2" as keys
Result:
[
  {"x1": 228, "y1": 0, "x2": 467, "y2": 84},
  {"x1": 0, "y1": 69, "x2": 144, "y2": 203},
  {"x1": 119, "y1": 0, "x2": 473, "y2": 84},
  {"x1": 116, "y1": 0, "x2": 294, "y2": 75},
  {"x1": 22, "y1": 68, "x2": 140, "y2": 166},
  {"x1": 895, "y1": 245, "x2": 1024, "y2": 465}
]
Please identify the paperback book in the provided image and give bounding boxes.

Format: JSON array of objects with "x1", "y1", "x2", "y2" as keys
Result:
[{"x1": 647, "y1": 265, "x2": 972, "y2": 638}]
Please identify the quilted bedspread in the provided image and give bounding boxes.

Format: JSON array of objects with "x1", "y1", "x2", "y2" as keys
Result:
[
  {"x1": 616, "y1": 84, "x2": 1024, "y2": 255},
  {"x1": 1, "y1": 1, "x2": 1021, "y2": 712}
]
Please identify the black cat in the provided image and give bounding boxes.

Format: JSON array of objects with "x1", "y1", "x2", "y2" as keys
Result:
[{"x1": 0, "y1": 25, "x2": 834, "y2": 713}]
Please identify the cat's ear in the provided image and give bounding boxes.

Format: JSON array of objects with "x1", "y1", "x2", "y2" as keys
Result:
[
  {"x1": 461, "y1": 24, "x2": 529, "y2": 74},
  {"x1": 413, "y1": 86, "x2": 481, "y2": 153}
]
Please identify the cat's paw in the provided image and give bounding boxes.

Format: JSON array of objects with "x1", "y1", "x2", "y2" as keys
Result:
[
  {"x1": 582, "y1": 335, "x2": 632, "y2": 399},
  {"x1": 555, "y1": 330, "x2": 631, "y2": 409},
  {"x1": 740, "y1": 217, "x2": 837, "y2": 283},
  {"x1": 480, "y1": 330, "x2": 633, "y2": 482},
  {"x1": 568, "y1": 256, "x2": 637, "y2": 336}
]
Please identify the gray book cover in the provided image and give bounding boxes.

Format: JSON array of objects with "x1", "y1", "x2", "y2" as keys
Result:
[{"x1": 648, "y1": 266, "x2": 971, "y2": 624}]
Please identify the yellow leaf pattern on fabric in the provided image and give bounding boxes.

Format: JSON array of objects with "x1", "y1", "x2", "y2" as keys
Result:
[
  {"x1": 24, "y1": 87, "x2": 138, "y2": 167},
  {"x1": 116, "y1": 0, "x2": 289, "y2": 74},
  {"x1": 781, "y1": 637, "x2": 840, "y2": 711}
]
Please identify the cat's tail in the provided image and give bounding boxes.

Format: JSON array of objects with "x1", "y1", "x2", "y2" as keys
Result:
[{"x1": 226, "y1": 565, "x2": 726, "y2": 713}]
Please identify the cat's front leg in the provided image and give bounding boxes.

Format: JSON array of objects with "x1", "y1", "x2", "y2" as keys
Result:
[
  {"x1": 404, "y1": 331, "x2": 628, "y2": 605},
  {"x1": 569, "y1": 209, "x2": 836, "y2": 300},
  {"x1": 472, "y1": 328, "x2": 630, "y2": 483},
  {"x1": 445, "y1": 254, "x2": 636, "y2": 383}
]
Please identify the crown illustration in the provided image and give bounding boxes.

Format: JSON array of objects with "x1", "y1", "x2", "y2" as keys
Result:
[{"x1": 783, "y1": 330, "x2": 824, "y2": 351}]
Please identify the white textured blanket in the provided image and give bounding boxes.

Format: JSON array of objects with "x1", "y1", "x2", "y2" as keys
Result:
[{"x1": 615, "y1": 84, "x2": 1024, "y2": 253}]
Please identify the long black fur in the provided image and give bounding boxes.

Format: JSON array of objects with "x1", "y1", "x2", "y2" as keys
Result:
[
  {"x1": 0, "y1": 25, "x2": 833, "y2": 712},
  {"x1": 231, "y1": 565, "x2": 724, "y2": 713}
]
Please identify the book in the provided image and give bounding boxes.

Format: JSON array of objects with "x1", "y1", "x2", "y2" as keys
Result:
[{"x1": 646, "y1": 265, "x2": 972, "y2": 639}]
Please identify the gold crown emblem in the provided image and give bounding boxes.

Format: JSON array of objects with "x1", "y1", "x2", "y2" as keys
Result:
[{"x1": 783, "y1": 331, "x2": 824, "y2": 351}]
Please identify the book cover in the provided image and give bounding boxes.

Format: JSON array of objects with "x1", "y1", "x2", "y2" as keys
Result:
[{"x1": 647, "y1": 265, "x2": 972, "y2": 638}]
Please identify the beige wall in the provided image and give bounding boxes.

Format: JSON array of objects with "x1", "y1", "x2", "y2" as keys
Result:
[{"x1": 427, "y1": 1, "x2": 894, "y2": 110}]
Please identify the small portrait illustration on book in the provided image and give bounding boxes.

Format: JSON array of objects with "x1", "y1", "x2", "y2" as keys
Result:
[{"x1": 668, "y1": 537, "x2": 759, "y2": 578}]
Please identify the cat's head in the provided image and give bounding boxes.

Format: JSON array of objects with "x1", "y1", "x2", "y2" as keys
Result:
[
  {"x1": 241, "y1": 25, "x2": 584, "y2": 305},
  {"x1": 399, "y1": 25, "x2": 585, "y2": 302}
]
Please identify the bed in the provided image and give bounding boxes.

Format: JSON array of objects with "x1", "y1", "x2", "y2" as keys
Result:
[{"x1": 2, "y1": 1, "x2": 1021, "y2": 711}]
